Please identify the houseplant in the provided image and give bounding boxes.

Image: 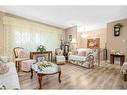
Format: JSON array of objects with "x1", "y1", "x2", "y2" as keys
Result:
[{"x1": 37, "y1": 45, "x2": 46, "y2": 52}]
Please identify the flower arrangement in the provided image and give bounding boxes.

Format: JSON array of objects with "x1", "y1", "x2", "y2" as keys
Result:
[{"x1": 37, "y1": 45, "x2": 46, "y2": 52}]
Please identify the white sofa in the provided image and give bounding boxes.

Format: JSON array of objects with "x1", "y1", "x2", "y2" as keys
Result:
[
  {"x1": 68, "y1": 48, "x2": 98, "y2": 68},
  {"x1": 0, "y1": 62, "x2": 20, "y2": 90}
]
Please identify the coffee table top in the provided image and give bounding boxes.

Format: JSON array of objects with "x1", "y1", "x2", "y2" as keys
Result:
[{"x1": 31, "y1": 62, "x2": 60, "y2": 74}]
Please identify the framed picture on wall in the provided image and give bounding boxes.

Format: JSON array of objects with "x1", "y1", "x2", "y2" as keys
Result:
[
  {"x1": 68, "y1": 35, "x2": 72, "y2": 42},
  {"x1": 87, "y1": 38, "x2": 100, "y2": 48}
]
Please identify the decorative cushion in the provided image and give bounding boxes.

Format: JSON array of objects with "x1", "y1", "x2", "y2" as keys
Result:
[
  {"x1": 18, "y1": 49, "x2": 27, "y2": 58},
  {"x1": 0, "y1": 56, "x2": 9, "y2": 63},
  {"x1": 77, "y1": 48, "x2": 93, "y2": 56},
  {"x1": 78, "y1": 50, "x2": 86, "y2": 56},
  {"x1": 0, "y1": 62, "x2": 9, "y2": 74},
  {"x1": 36, "y1": 56, "x2": 46, "y2": 62}
]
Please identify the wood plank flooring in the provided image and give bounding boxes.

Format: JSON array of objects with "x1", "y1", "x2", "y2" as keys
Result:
[{"x1": 18, "y1": 62, "x2": 127, "y2": 89}]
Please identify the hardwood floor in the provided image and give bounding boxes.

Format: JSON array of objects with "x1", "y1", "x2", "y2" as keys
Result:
[{"x1": 18, "y1": 62, "x2": 127, "y2": 89}]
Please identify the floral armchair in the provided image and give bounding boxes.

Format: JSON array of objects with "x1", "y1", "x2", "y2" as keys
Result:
[
  {"x1": 55, "y1": 48, "x2": 66, "y2": 64},
  {"x1": 68, "y1": 48, "x2": 98, "y2": 68},
  {"x1": 13, "y1": 47, "x2": 36, "y2": 71}
]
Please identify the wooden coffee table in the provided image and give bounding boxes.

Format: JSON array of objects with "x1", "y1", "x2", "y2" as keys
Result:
[{"x1": 31, "y1": 62, "x2": 61, "y2": 89}]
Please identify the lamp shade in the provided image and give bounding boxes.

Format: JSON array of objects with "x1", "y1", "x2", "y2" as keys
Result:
[{"x1": 81, "y1": 33, "x2": 88, "y2": 38}]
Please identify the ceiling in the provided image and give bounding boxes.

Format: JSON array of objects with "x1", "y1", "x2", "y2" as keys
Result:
[{"x1": 0, "y1": 6, "x2": 127, "y2": 30}]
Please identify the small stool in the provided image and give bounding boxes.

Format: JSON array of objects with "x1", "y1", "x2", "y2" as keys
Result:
[{"x1": 21, "y1": 59, "x2": 36, "y2": 71}]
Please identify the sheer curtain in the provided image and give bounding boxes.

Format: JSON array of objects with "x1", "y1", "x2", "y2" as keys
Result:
[{"x1": 3, "y1": 16, "x2": 63, "y2": 59}]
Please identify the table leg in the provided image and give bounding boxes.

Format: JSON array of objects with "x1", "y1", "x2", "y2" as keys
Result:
[
  {"x1": 31, "y1": 68, "x2": 33, "y2": 79},
  {"x1": 38, "y1": 74, "x2": 42, "y2": 89},
  {"x1": 120, "y1": 57, "x2": 125, "y2": 66},
  {"x1": 58, "y1": 71, "x2": 61, "y2": 83},
  {"x1": 48, "y1": 53, "x2": 50, "y2": 61},
  {"x1": 124, "y1": 74, "x2": 127, "y2": 81},
  {"x1": 51, "y1": 52, "x2": 52, "y2": 62},
  {"x1": 110, "y1": 55, "x2": 113, "y2": 64}
]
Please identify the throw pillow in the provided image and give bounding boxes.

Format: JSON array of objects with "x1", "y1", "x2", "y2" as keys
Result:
[
  {"x1": 18, "y1": 49, "x2": 27, "y2": 58},
  {"x1": 78, "y1": 50, "x2": 86, "y2": 56},
  {"x1": 0, "y1": 56, "x2": 9, "y2": 63},
  {"x1": 0, "y1": 62, "x2": 9, "y2": 74}
]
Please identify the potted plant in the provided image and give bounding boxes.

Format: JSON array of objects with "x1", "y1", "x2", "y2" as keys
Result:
[{"x1": 37, "y1": 45, "x2": 46, "y2": 52}]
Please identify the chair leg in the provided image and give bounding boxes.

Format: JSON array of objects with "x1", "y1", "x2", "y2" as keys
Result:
[
  {"x1": 18, "y1": 61, "x2": 21, "y2": 72},
  {"x1": 15, "y1": 61, "x2": 19, "y2": 72}
]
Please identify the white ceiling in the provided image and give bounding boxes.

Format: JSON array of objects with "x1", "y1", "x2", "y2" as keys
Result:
[{"x1": 0, "y1": 6, "x2": 127, "y2": 30}]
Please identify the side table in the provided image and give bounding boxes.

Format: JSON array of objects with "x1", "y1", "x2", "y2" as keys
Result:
[{"x1": 110, "y1": 54, "x2": 125, "y2": 66}]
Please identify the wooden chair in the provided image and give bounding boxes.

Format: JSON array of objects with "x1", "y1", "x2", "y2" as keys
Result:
[{"x1": 13, "y1": 47, "x2": 36, "y2": 72}]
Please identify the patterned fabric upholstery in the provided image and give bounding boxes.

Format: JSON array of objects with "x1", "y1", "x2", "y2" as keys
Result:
[
  {"x1": 13, "y1": 47, "x2": 36, "y2": 71},
  {"x1": 55, "y1": 48, "x2": 65, "y2": 64},
  {"x1": 0, "y1": 62, "x2": 9, "y2": 74},
  {"x1": 21, "y1": 59, "x2": 36, "y2": 71},
  {"x1": 68, "y1": 48, "x2": 97, "y2": 68},
  {"x1": 121, "y1": 62, "x2": 127, "y2": 74},
  {"x1": 18, "y1": 49, "x2": 27, "y2": 58}
]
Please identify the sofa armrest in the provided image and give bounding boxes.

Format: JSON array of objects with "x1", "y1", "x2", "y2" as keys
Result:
[{"x1": 86, "y1": 55, "x2": 94, "y2": 63}]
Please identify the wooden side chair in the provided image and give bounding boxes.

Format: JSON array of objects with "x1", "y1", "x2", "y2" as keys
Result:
[{"x1": 13, "y1": 47, "x2": 36, "y2": 72}]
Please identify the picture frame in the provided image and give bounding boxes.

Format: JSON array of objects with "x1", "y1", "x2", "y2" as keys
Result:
[
  {"x1": 113, "y1": 23, "x2": 123, "y2": 36},
  {"x1": 87, "y1": 38, "x2": 100, "y2": 48},
  {"x1": 68, "y1": 35, "x2": 72, "y2": 42},
  {"x1": 114, "y1": 26, "x2": 120, "y2": 36}
]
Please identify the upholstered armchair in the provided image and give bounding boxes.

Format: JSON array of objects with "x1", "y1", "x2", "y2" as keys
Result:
[
  {"x1": 121, "y1": 62, "x2": 127, "y2": 81},
  {"x1": 55, "y1": 48, "x2": 66, "y2": 64},
  {"x1": 13, "y1": 47, "x2": 36, "y2": 72}
]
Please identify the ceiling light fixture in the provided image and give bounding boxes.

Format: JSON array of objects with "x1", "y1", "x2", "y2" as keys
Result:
[{"x1": 81, "y1": 33, "x2": 88, "y2": 38}]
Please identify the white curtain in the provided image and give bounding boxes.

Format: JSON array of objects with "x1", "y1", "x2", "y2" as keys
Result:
[{"x1": 3, "y1": 16, "x2": 64, "y2": 59}]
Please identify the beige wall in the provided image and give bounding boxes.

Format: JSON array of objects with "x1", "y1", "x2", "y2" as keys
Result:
[
  {"x1": 65, "y1": 26, "x2": 107, "y2": 49},
  {"x1": 107, "y1": 19, "x2": 127, "y2": 60},
  {"x1": 77, "y1": 28, "x2": 107, "y2": 49},
  {"x1": 65, "y1": 26, "x2": 77, "y2": 41}
]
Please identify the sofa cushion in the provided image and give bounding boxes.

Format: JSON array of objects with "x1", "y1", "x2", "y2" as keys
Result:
[
  {"x1": 0, "y1": 62, "x2": 9, "y2": 74},
  {"x1": 77, "y1": 48, "x2": 92, "y2": 56},
  {"x1": 78, "y1": 50, "x2": 86, "y2": 56}
]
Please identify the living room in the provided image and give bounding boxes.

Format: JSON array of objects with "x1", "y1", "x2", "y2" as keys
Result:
[{"x1": 0, "y1": 6, "x2": 127, "y2": 91}]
